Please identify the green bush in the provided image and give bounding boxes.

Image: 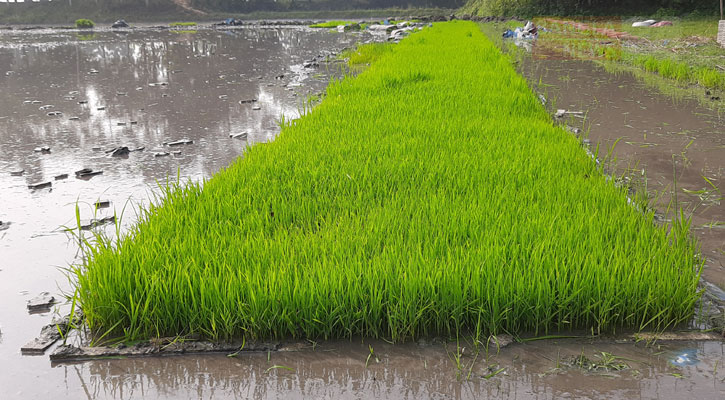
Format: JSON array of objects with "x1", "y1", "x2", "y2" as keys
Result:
[{"x1": 75, "y1": 19, "x2": 95, "y2": 29}]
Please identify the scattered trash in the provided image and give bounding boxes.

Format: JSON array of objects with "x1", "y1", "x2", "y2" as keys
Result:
[
  {"x1": 631, "y1": 20, "x2": 656, "y2": 27},
  {"x1": 10, "y1": 169, "x2": 24, "y2": 176},
  {"x1": 28, "y1": 181, "x2": 52, "y2": 190},
  {"x1": 77, "y1": 100, "x2": 88, "y2": 104},
  {"x1": 651, "y1": 21, "x2": 673, "y2": 27},
  {"x1": 566, "y1": 126, "x2": 582, "y2": 135},
  {"x1": 670, "y1": 349, "x2": 700, "y2": 366},
  {"x1": 54, "y1": 173, "x2": 68, "y2": 180},
  {"x1": 33, "y1": 146, "x2": 51, "y2": 153},
  {"x1": 274, "y1": 74, "x2": 285, "y2": 80},
  {"x1": 239, "y1": 99, "x2": 258, "y2": 104},
  {"x1": 89, "y1": 69, "x2": 100, "y2": 74},
  {"x1": 117, "y1": 122, "x2": 126, "y2": 126},
  {"x1": 46, "y1": 111, "x2": 62, "y2": 116},
  {"x1": 95, "y1": 200, "x2": 111, "y2": 209},
  {"x1": 38, "y1": 105, "x2": 54, "y2": 110},
  {"x1": 252, "y1": 106, "x2": 261, "y2": 111},
  {"x1": 303, "y1": 61, "x2": 319, "y2": 68},
  {"x1": 555, "y1": 109, "x2": 584, "y2": 118},
  {"x1": 27, "y1": 292, "x2": 55, "y2": 313},
  {"x1": 148, "y1": 82, "x2": 168, "y2": 87},
  {"x1": 503, "y1": 21, "x2": 538, "y2": 40},
  {"x1": 68, "y1": 116, "x2": 80, "y2": 121},
  {"x1": 154, "y1": 152, "x2": 170, "y2": 157},
  {"x1": 0, "y1": 221, "x2": 10, "y2": 231},
  {"x1": 538, "y1": 94, "x2": 547, "y2": 105},
  {"x1": 111, "y1": 19, "x2": 129, "y2": 29},
  {"x1": 96, "y1": 106, "x2": 105, "y2": 110},
  {"x1": 165, "y1": 139, "x2": 194, "y2": 146},
  {"x1": 230, "y1": 132, "x2": 248, "y2": 139},
  {"x1": 219, "y1": 18, "x2": 243, "y2": 26},
  {"x1": 21, "y1": 318, "x2": 68, "y2": 355},
  {"x1": 81, "y1": 216, "x2": 115, "y2": 230}
]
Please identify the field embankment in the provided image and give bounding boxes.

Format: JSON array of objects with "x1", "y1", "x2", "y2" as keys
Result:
[
  {"x1": 535, "y1": 18, "x2": 725, "y2": 91},
  {"x1": 73, "y1": 21, "x2": 702, "y2": 343}
]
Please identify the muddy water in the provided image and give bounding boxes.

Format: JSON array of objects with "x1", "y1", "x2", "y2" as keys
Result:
[
  {"x1": 0, "y1": 25, "x2": 363, "y2": 398},
  {"x1": 512, "y1": 49, "x2": 725, "y2": 291},
  {"x1": 41, "y1": 339, "x2": 725, "y2": 398}
]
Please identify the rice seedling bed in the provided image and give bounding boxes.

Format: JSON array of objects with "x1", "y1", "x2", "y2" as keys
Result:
[{"x1": 73, "y1": 21, "x2": 702, "y2": 343}]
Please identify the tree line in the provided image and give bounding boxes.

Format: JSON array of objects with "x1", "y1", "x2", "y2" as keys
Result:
[{"x1": 462, "y1": 0, "x2": 719, "y2": 16}]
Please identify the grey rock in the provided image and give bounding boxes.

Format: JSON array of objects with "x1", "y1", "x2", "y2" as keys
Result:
[
  {"x1": 54, "y1": 173, "x2": 68, "y2": 180},
  {"x1": 111, "y1": 19, "x2": 130, "y2": 29},
  {"x1": 34, "y1": 146, "x2": 51, "y2": 154},
  {"x1": 27, "y1": 292, "x2": 55, "y2": 312},
  {"x1": 28, "y1": 181, "x2": 52, "y2": 190},
  {"x1": 107, "y1": 146, "x2": 130, "y2": 157},
  {"x1": 21, "y1": 319, "x2": 67, "y2": 355}
]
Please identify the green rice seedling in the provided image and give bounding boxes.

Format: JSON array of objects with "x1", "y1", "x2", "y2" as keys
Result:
[
  {"x1": 75, "y1": 19, "x2": 94, "y2": 29},
  {"x1": 309, "y1": 21, "x2": 358, "y2": 29},
  {"x1": 72, "y1": 21, "x2": 702, "y2": 345},
  {"x1": 697, "y1": 68, "x2": 724, "y2": 89}
]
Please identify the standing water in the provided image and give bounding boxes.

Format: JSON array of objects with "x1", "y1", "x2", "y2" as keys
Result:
[{"x1": 0, "y1": 24, "x2": 723, "y2": 399}]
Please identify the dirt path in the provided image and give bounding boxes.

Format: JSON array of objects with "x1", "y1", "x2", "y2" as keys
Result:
[{"x1": 171, "y1": 0, "x2": 207, "y2": 16}]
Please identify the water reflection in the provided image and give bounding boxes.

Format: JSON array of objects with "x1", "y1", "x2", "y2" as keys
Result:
[
  {"x1": 53, "y1": 340, "x2": 725, "y2": 399},
  {"x1": 0, "y1": 26, "x2": 362, "y2": 399}
]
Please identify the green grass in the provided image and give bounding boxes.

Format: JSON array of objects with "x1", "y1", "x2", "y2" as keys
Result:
[
  {"x1": 169, "y1": 22, "x2": 197, "y2": 27},
  {"x1": 75, "y1": 18, "x2": 94, "y2": 29},
  {"x1": 309, "y1": 20, "x2": 359, "y2": 28},
  {"x1": 536, "y1": 19, "x2": 725, "y2": 91},
  {"x1": 341, "y1": 42, "x2": 395, "y2": 66},
  {"x1": 72, "y1": 21, "x2": 702, "y2": 344}
]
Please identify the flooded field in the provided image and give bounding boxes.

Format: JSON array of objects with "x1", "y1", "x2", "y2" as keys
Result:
[
  {"x1": 0, "y1": 24, "x2": 723, "y2": 399},
  {"x1": 0, "y1": 24, "x2": 362, "y2": 397},
  {"x1": 512, "y1": 46, "x2": 725, "y2": 292}
]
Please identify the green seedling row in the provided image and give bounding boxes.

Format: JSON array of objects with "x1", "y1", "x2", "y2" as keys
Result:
[{"x1": 72, "y1": 21, "x2": 702, "y2": 343}]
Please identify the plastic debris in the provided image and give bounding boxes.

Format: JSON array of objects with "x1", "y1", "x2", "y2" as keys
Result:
[{"x1": 632, "y1": 20, "x2": 656, "y2": 27}]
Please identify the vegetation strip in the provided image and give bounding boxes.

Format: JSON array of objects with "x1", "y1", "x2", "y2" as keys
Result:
[{"x1": 73, "y1": 21, "x2": 702, "y2": 343}]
